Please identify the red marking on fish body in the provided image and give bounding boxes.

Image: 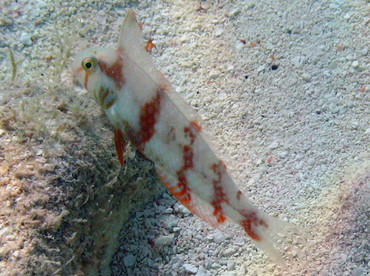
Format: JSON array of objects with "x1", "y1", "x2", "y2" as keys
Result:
[
  {"x1": 177, "y1": 171, "x2": 191, "y2": 197},
  {"x1": 210, "y1": 162, "x2": 229, "y2": 224},
  {"x1": 240, "y1": 218, "x2": 260, "y2": 241},
  {"x1": 139, "y1": 92, "x2": 161, "y2": 145},
  {"x1": 123, "y1": 122, "x2": 143, "y2": 152},
  {"x1": 167, "y1": 122, "x2": 201, "y2": 207},
  {"x1": 211, "y1": 199, "x2": 227, "y2": 223},
  {"x1": 236, "y1": 190, "x2": 242, "y2": 201},
  {"x1": 98, "y1": 53, "x2": 124, "y2": 89},
  {"x1": 160, "y1": 172, "x2": 192, "y2": 209},
  {"x1": 190, "y1": 120, "x2": 202, "y2": 132},
  {"x1": 163, "y1": 170, "x2": 192, "y2": 205},
  {"x1": 183, "y1": 145, "x2": 193, "y2": 170},
  {"x1": 184, "y1": 126, "x2": 196, "y2": 145},
  {"x1": 239, "y1": 210, "x2": 268, "y2": 241}
]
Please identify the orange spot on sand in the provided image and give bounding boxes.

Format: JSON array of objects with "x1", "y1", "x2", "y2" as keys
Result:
[
  {"x1": 250, "y1": 41, "x2": 257, "y2": 47},
  {"x1": 145, "y1": 39, "x2": 156, "y2": 53},
  {"x1": 336, "y1": 44, "x2": 345, "y2": 51}
]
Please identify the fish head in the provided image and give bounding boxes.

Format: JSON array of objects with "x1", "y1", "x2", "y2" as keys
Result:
[{"x1": 71, "y1": 47, "x2": 122, "y2": 109}]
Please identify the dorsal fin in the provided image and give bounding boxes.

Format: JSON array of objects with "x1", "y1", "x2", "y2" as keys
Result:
[
  {"x1": 118, "y1": 10, "x2": 220, "y2": 154},
  {"x1": 118, "y1": 10, "x2": 157, "y2": 81}
]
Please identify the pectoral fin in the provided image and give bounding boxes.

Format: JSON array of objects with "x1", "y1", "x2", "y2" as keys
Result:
[{"x1": 114, "y1": 128, "x2": 126, "y2": 166}]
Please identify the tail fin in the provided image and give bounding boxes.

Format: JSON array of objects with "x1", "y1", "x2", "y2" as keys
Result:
[
  {"x1": 223, "y1": 189, "x2": 299, "y2": 268},
  {"x1": 244, "y1": 212, "x2": 295, "y2": 268}
]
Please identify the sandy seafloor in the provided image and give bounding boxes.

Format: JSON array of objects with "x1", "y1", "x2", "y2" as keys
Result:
[{"x1": 0, "y1": 0, "x2": 369, "y2": 275}]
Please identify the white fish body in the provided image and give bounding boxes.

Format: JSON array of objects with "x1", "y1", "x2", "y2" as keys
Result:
[{"x1": 71, "y1": 10, "x2": 295, "y2": 266}]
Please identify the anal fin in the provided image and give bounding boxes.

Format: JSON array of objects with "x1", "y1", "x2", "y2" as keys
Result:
[{"x1": 155, "y1": 166, "x2": 228, "y2": 230}]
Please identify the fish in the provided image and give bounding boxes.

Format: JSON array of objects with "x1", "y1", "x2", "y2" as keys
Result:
[{"x1": 71, "y1": 10, "x2": 295, "y2": 266}]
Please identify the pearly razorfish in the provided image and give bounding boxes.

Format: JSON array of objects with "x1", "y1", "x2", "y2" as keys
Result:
[{"x1": 71, "y1": 10, "x2": 293, "y2": 266}]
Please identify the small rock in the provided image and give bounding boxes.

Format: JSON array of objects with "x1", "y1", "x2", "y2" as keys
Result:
[
  {"x1": 351, "y1": 267, "x2": 365, "y2": 276},
  {"x1": 268, "y1": 141, "x2": 279, "y2": 149},
  {"x1": 163, "y1": 214, "x2": 178, "y2": 229},
  {"x1": 319, "y1": 270, "x2": 329, "y2": 276},
  {"x1": 211, "y1": 262, "x2": 221, "y2": 269},
  {"x1": 154, "y1": 234, "x2": 174, "y2": 246},
  {"x1": 302, "y1": 73, "x2": 312, "y2": 82},
  {"x1": 209, "y1": 70, "x2": 220, "y2": 80},
  {"x1": 329, "y1": 104, "x2": 340, "y2": 114},
  {"x1": 227, "y1": 261, "x2": 236, "y2": 271},
  {"x1": 123, "y1": 254, "x2": 136, "y2": 267},
  {"x1": 0, "y1": 129, "x2": 5, "y2": 136},
  {"x1": 183, "y1": 263, "x2": 198, "y2": 274},
  {"x1": 228, "y1": 8, "x2": 240, "y2": 18},
  {"x1": 20, "y1": 32, "x2": 32, "y2": 46},
  {"x1": 351, "y1": 122, "x2": 359, "y2": 129},
  {"x1": 237, "y1": 267, "x2": 246, "y2": 275},
  {"x1": 213, "y1": 231, "x2": 226, "y2": 243},
  {"x1": 351, "y1": 61, "x2": 359, "y2": 69},
  {"x1": 164, "y1": 207, "x2": 173, "y2": 214},
  {"x1": 176, "y1": 204, "x2": 191, "y2": 215},
  {"x1": 360, "y1": 47, "x2": 368, "y2": 56},
  {"x1": 196, "y1": 266, "x2": 211, "y2": 276},
  {"x1": 307, "y1": 158, "x2": 315, "y2": 166},
  {"x1": 247, "y1": 3, "x2": 256, "y2": 9},
  {"x1": 291, "y1": 250, "x2": 298, "y2": 258},
  {"x1": 171, "y1": 257, "x2": 184, "y2": 269},
  {"x1": 222, "y1": 247, "x2": 237, "y2": 257},
  {"x1": 295, "y1": 162, "x2": 303, "y2": 170},
  {"x1": 266, "y1": 57, "x2": 274, "y2": 64},
  {"x1": 215, "y1": 28, "x2": 223, "y2": 37},
  {"x1": 222, "y1": 272, "x2": 236, "y2": 276},
  {"x1": 343, "y1": 13, "x2": 351, "y2": 19},
  {"x1": 292, "y1": 56, "x2": 306, "y2": 67},
  {"x1": 234, "y1": 236, "x2": 244, "y2": 246},
  {"x1": 278, "y1": 151, "x2": 289, "y2": 158},
  {"x1": 257, "y1": 65, "x2": 265, "y2": 73}
]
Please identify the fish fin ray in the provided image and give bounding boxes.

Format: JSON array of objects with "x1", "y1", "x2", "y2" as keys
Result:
[
  {"x1": 114, "y1": 128, "x2": 126, "y2": 166},
  {"x1": 227, "y1": 192, "x2": 300, "y2": 267},
  {"x1": 155, "y1": 166, "x2": 231, "y2": 230}
]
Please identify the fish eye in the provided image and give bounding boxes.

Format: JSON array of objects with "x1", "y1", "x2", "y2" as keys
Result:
[{"x1": 81, "y1": 57, "x2": 97, "y2": 72}]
